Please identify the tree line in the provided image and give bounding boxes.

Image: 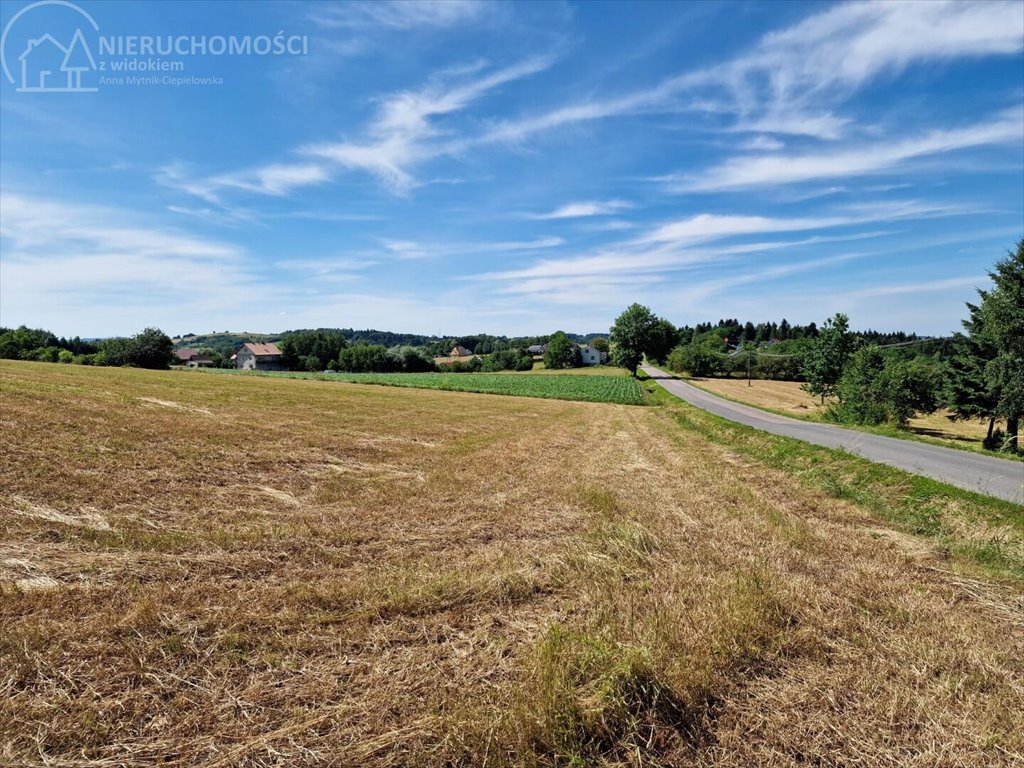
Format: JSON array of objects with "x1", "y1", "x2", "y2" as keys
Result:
[
  {"x1": 794, "y1": 243, "x2": 1021, "y2": 451},
  {"x1": 278, "y1": 330, "x2": 611, "y2": 374},
  {"x1": 277, "y1": 330, "x2": 539, "y2": 374},
  {"x1": 0, "y1": 327, "x2": 174, "y2": 369},
  {"x1": 609, "y1": 240, "x2": 1022, "y2": 453}
]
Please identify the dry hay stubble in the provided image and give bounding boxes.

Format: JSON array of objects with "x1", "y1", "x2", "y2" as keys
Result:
[{"x1": 0, "y1": 361, "x2": 1021, "y2": 767}]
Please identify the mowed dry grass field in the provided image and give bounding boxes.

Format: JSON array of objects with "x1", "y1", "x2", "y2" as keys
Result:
[
  {"x1": 1, "y1": 360, "x2": 1022, "y2": 767},
  {"x1": 691, "y1": 377, "x2": 994, "y2": 446}
]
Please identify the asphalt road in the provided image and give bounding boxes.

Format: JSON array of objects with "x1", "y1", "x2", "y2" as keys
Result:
[{"x1": 641, "y1": 364, "x2": 1024, "y2": 505}]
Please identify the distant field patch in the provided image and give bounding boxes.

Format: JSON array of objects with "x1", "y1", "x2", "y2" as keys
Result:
[
  {"x1": 198, "y1": 368, "x2": 645, "y2": 405},
  {"x1": 516, "y1": 363, "x2": 631, "y2": 377},
  {"x1": 329, "y1": 372, "x2": 645, "y2": 405}
]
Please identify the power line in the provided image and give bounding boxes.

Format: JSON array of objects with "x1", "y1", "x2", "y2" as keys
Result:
[
  {"x1": 874, "y1": 337, "x2": 950, "y2": 349},
  {"x1": 707, "y1": 335, "x2": 951, "y2": 360}
]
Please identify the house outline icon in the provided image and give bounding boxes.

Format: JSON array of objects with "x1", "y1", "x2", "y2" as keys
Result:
[{"x1": 18, "y1": 28, "x2": 97, "y2": 92}]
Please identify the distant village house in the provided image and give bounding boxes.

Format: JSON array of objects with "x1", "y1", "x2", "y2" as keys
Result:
[
  {"x1": 449, "y1": 345, "x2": 472, "y2": 358},
  {"x1": 174, "y1": 348, "x2": 214, "y2": 368},
  {"x1": 578, "y1": 344, "x2": 608, "y2": 366},
  {"x1": 234, "y1": 342, "x2": 285, "y2": 371}
]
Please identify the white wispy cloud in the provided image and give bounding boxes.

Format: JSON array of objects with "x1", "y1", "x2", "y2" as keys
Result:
[
  {"x1": 166, "y1": 205, "x2": 257, "y2": 226},
  {"x1": 155, "y1": 162, "x2": 223, "y2": 205},
  {"x1": 213, "y1": 163, "x2": 333, "y2": 196},
  {"x1": 526, "y1": 199, "x2": 632, "y2": 219},
  {"x1": 672, "y1": 107, "x2": 1024, "y2": 192},
  {"x1": 707, "y1": 0, "x2": 1024, "y2": 138},
  {"x1": 470, "y1": 198, "x2": 982, "y2": 289},
  {"x1": 672, "y1": 252, "x2": 870, "y2": 306},
  {"x1": 739, "y1": 136, "x2": 784, "y2": 152},
  {"x1": 309, "y1": 0, "x2": 486, "y2": 30},
  {"x1": 747, "y1": 1, "x2": 1023, "y2": 91},
  {"x1": 160, "y1": 1, "x2": 1023, "y2": 201},
  {"x1": 479, "y1": 0, "x2": 1024, "y2": 144},
  {"x1": 1, "y1": 194, "x2": 241, "y2": 260},
  {"x1": 275, "y1": 256, "x2": 380, "y2": 272},
  {"x1": 473, "y1": 219, "x2": 891, "y2": 285},
  {"x1": 0, "y1": 194, "x2": 261, "y2": 332},
  {"x1": 165, "y1": 56, "x2": 554, "y2": 201},
  {"x1": 584, "y1": 219, "x2": 636, "y2": 232},
  {"x1": 847, "y1": 275, "x2": 987, "y2": 298},
  {"x1": 638, "y1": 213, "x2": 852, "y2": 246},
  {"x1": 381, "y1": 235, "x2": 563, "y2": 260},
  {"x1": 302, "y1": 55, "x2": 554, "y2": 193},
  {"x1": 274, "y1": 255, "x2": 380, "y2": 284},
  {"x1": 493, "y1": 273, "x2": 666, "y2": 305}
]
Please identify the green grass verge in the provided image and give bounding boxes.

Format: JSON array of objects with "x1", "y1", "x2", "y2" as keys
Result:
[
  {"x1": 645, "y1": 376, "x2": 1024, "y2": 581},
  {"x1": 191, "y1": 368, "x2": 645, "y2": 405}
]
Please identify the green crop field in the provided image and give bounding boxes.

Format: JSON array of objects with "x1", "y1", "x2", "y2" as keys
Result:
[
  {"x1": 199, "y1": 369, "x2": 645, "y2": 405},
  {"x1": 327, "y1": 371, "x2": 645, "y2": 404}
]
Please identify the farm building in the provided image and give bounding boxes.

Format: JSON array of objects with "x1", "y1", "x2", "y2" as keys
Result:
[
  {"x1": 235, "y1": 342, "x2": 286, "y2": 371},
  {"x1": 450, "y1": 345, "x2": 473, "y2": 358},
  {"x1": 527, "y1": 344, "x2": 548, "y2": 355},
  {"x1": 578, "y1": 344, "x2": 608, "y2": 366},
  {"x1": 174, "y1": 349, "x2": 214, "y2": 367}
]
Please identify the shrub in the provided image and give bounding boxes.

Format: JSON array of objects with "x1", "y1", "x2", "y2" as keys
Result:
[
  {"x1": 481, "y1": 348, "x2": 524, "y2": 372},
  {"x1": 831, "y1": 347, "x2": 941, "y2": 427},
  {"x1": 667, "y1": 343, "x2": 721, "y2": 377},
  {"x1": 32, "y1": 346, "x2": 62, "y2": 363},
  {"x1": 758, "y1": 354, "x2": 802, "y2": 380},
  {"x1": 280, "y1": 329, "x2": 348, "y2": 371},
  {"x1": 0, "y1": 326, "x2": 58, "y2": 359},
  {"x1": 878, "y1": 358, "x2": 942, "y2": 426},
  {"x1": 98, "y1": 328, "x2": 174, "y2": 369},
  {"x1": 397, "y1": 347, "x2": 435, "y2": 372},
  {"x1": 831, "y1": 346, "x2": 888, "y2": 425},
  {"x1": 545, "y1": 332, "x2": 580, "y2": 370}
]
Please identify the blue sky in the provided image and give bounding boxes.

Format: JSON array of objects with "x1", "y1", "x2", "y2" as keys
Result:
[{"x1": 1, "y1": 0, "x2": 1022, "y2": 338}]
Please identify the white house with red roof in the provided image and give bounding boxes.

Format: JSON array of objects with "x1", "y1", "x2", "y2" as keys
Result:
[{"x1": 234, "y1": 342, "x2": 285, "y2": 371}]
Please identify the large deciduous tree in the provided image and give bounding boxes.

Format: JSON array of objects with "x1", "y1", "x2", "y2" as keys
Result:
[
  {"x1": 128, "y1": 328, "x2": 176, "y2": 369},
  {"x1": 645, "y1": 319, "x2": 680, "y2": 365},
  {"x1": 801, "y1": 313, "x2": 853, "y2": 403},
  {"x1": 610, "y1": 304, "x2": 658, "y2": 375}
]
